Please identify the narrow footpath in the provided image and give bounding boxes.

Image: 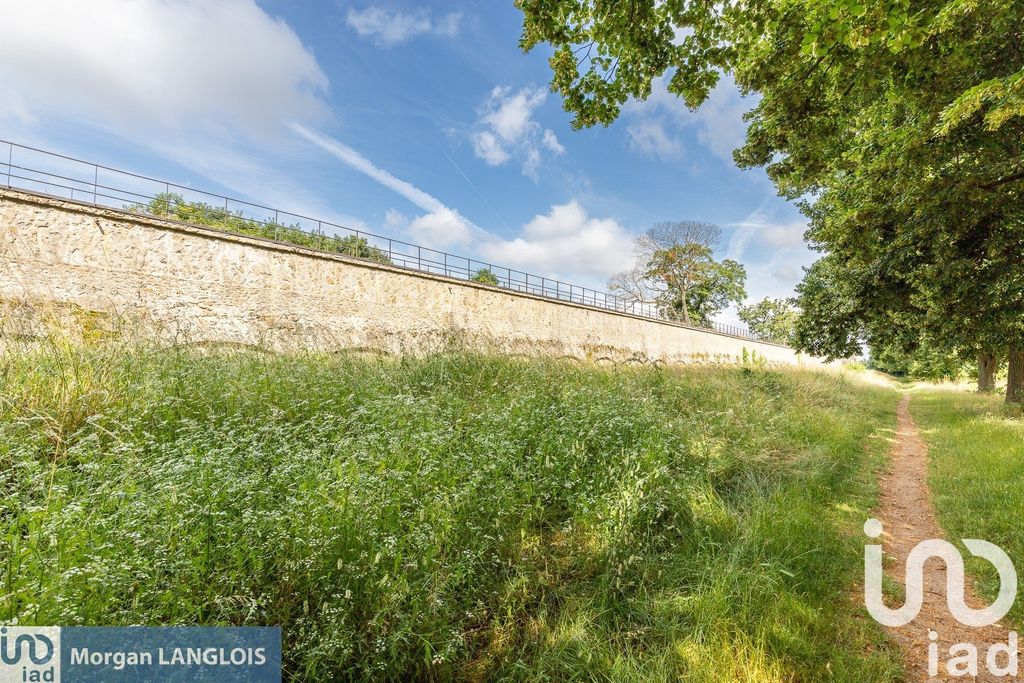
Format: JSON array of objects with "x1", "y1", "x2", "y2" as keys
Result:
[{"x1": 875, "y1": 395, "x2": 1013, "y2": 682}]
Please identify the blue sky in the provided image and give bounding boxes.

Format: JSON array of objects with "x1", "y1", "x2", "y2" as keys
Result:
[{"x1": 0, "y1": 0, "x2": 815, "y2": 323}]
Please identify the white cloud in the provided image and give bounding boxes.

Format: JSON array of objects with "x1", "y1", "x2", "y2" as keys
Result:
[
  {"x1": 693, "y1": 80, "x2": 751, "y2": 162},
  {"x1": 346, "y1": 7, "x2": 462, "y2": 46},
  {"x1": 293, "y1": 124, "x2": 475, "y2": 247},
  {"x1": 624, "y1": 74, "x2": 753, "y2": 164},
  {"x1": 0, "y1": 0, "x2": 368, "y2": 233},
  {"x1": 542, "y1": 129, "x2": 565, "y2": 155},
  {"x1": 471, "y1": 131, "x2": 510, "y2": 166},
  {"x1": 0, "y1": 0, "x2": 328, "y2": 141},
  {"x1": 772, "y1": 264, "x2": 800, "y2": 281},
  {"x1": 384, "y1": 209, "x2": 408, "y2": 230},
  {"x1": 408, "y1": 208, "x2": 472, "y2": 246},
  {"x1": 758, "y1": 221, "x2": 807, "y2": 249},
  {"x1": 726, "y1": 203, "x2": 808, "y2": 261},
  {"x1": 720, "y1": 199, "x2": 816, "y2": 322},
  {"x1": 470, "y1": 86, "x2": 564, "y2": 180},
  {"x1": 626, "y1": 120, "x2": 684, "y2": 160},
  {"x1": 478, "y1": 201, "x2": 635, "y2": 281}
]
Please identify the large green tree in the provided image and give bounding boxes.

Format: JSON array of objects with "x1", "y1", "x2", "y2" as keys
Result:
[
  {"x1": 609, "y1": 221, "x2": 746, "y2": 327},
  {"x1": 739, "y1": 297, "x2": 800, "y2": 345},
  {"x1": 518, "y1": 0, "x2": 1024, "y2": 399}
]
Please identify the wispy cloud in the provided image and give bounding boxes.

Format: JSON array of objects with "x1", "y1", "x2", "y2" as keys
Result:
[
  {"x1": 626, "y1": 120, "x2": 684, "y2": 160},
  {"x1": 624, "y1": 74, "x2": 754, "y2": 164},
  {"x1": 291, "y1": 123, "x2": 476, "y2": 246},
  {"x1": 346, "y1": 7, "x2": 461, "y2": 47},
  {"x1": 470, "y1": 86, "x2": 564, "y2": 181},
  {"x1": 721, "y1": 198, "x2": 815, "y2": 318},
  {"x1": 290, "y1": 124, "x2": 636, "y2": 286}
]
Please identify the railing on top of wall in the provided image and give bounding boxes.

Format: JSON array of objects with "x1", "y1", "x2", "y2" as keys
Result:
[{"x1": 0, "y1": 138, "x2": 777, "y2": 344}]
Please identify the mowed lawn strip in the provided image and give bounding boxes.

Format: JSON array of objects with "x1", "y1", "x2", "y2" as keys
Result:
[
  {"x1": 1, "y1": 344, "x2": 901, "y2": 681},
  {"x1": 911, "y1": 389, "x2": 1024, "y2": 624}
]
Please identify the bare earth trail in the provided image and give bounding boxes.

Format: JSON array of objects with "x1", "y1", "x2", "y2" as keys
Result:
[{"x1": 875, "y1": 394, "x2": 1013, "y2": 681}]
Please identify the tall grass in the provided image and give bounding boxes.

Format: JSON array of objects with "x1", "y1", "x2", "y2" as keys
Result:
[
  {"x1": 1, "y1": 342, "x2": 900, "y2": 680},
  {"x1": 911, "y1": 390, "x2": 1024, "y2": 623}
]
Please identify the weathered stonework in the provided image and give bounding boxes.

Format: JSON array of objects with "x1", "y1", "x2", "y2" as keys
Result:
[{"x1": 0, "y1": 189, "x2": 823, "y2": 366}]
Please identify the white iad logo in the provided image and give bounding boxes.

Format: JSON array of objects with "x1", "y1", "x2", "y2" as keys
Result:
[
  {"x1": 864, "y1": 518, "x2": 1022, "y2": 678},
  {"x1": 863, "y1": 518, "x2": 1016, "y2": 628},
  {"x1": 0, "y1": 627, "x2": 60, "y2": 683}
]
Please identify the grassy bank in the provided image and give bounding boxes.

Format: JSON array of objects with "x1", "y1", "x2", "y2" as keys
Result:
[
  {"x1": 1, "y1": 342, "x2": 900, "y2": 680},
  {"x1": 911, "y1": 389, "x2": 1024, "y2": 622}
]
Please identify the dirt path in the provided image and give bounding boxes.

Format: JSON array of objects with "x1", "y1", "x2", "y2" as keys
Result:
[{"x1": 875, "y1": 394, "x2": 1013, "y2": 681}]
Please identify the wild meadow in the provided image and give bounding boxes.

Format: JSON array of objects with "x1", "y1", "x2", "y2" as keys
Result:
[
  {"x1": 1, "y1": 340, "x2": 902, "y2": 680},
  {"x1": 912, "y1": 389, "x2": 1024, "y2": 623}
]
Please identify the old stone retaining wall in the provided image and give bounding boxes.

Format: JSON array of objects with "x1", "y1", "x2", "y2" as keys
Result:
[{"x1": 0, "y1": 189, "x2": 822, "y2": 366}]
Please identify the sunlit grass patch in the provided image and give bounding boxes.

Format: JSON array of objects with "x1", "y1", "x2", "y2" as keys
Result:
[{"x1": 911, "y1": 389, "x2": 1024, "y2": 623}]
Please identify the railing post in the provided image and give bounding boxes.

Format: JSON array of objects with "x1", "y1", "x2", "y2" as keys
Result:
[
  {"x1": 92, "y1": 164, "x2": 98, "y2": 204},
  {"x1": 4, "y1": 142, "x2": 11, "y2": 188}
]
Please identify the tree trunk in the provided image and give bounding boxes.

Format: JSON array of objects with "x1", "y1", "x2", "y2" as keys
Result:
[
  {"x1": 978, "y1": 351, "x2": 997, "y2": 393},
  {"x1": 680, "y1": 284, "x2": 691, "y2": 326},
  {"x1": 1007, "y1": 346, "x2": 1024, "y2": 404}
]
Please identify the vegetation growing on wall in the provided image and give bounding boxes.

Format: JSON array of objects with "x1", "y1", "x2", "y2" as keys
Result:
[
  {"x1": 130, "y1": 193, "x2": 392, "y2": 265},
  {"x1": 470, "y1": 267, "x2": 500, "y2": 286}
]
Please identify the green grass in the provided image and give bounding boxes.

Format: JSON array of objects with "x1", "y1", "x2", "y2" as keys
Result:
[
  {"x1": 1, "y1": 341, "x2": 901, "y2": 680},
  {"x1": 910, "y1": 389, "x2": 1024, "y2": 623}
]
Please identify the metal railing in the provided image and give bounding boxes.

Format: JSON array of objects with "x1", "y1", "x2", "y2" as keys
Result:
[{"x1": 0, "y1": 138, "x2": 777, "y2": 344}]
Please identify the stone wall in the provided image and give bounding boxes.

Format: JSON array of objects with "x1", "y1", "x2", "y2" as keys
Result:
[{"x1": 0, "y1": 189, "x2": 822, "y2": 366}]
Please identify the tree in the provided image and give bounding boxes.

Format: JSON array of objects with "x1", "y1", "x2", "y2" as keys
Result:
[
  {"x1": 868, "y1": 338, "x2": 974, "y2": 382},
  {"x1": 644, "y1": 242, "x2": 714, "y2": 325},
  {"x1": 334, "y1": 235, "x2": 392, "y2": 265},
  {"x1": 738, "y1": 297, "x2": 800, "y2": 345},
  {"x1": 679, "y1": 258, "x2": 747, "y2": 328},
  {"x1": 517, "y1": 0, "x2": 1024, "y2": 400},
  {"x1": 471, "y1": 268, "x2": 500, "y2": 286},
  {"x1": 609, "y1": 221, "x2": 745, "y2": 326}
]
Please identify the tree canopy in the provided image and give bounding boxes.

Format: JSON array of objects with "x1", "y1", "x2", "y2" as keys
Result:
[
  {"x1": 518, "y1": 0, "x2": 1024, "y2": 399},
  {"x1": 739, "y1": 297, "x2": 800, "y2": 345},
  {"x1": 609, "y1": 221, "x2": 746, "y2": 327}
]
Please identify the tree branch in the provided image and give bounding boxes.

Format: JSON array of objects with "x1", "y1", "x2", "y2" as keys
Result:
[{"x1": 980, "y1": 168, "x2": 1024, "y2": 190}]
